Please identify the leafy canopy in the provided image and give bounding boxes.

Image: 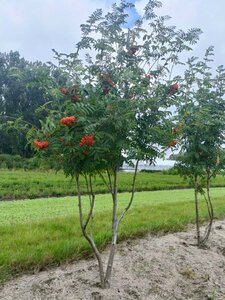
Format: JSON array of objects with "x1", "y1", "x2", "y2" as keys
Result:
[{"x1": 29, "y1": 0, "x2": 202, "y2": 177}]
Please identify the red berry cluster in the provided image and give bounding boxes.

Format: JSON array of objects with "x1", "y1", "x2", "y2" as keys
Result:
[
  {"x1": 100, "y1": 73, "x2": 116, "y2": 88},
  {"x1": 172, "y1": 127, "x2": 178, "y2": 134},
  {"x1": 79, "y1": 134, "x2": 95, "y2": 147},
  {"x1": 168, "y1": 83, "x2": 180, "y2": 94},
  {"x1": 167, "y1": 140, "x2": 178, "y2": 148},
  {"x1": 128, "y1": 45, "x2": 139, "y2": 56},
  {"x1": 60, "y1": 116, "x2": 76, "y2": 126},
  {"x1": 71, "y1": 95, "x2": 80, "y2": 101},
  {"x1": 33, "y1": 139, "x2": 49, "y2": 149},
  {"x1": 34, "y1": 117, "x2": 96, "y2": 156},
  {"x1": 60, "y1": 87, "x2": 70, "y2": 96},
  {"x1": 103, "y1": 87, "x2": 110, "y2": 94},
  {"x1": 59, "y1": 85, "x2": 80, "y2": 102}
]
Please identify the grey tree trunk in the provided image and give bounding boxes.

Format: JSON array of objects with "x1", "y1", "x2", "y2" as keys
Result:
[
  {"x1": 201, "y1": 171, "x2": 214, "y2": 245},
  {"x1": 104, "y1": 161, "x2": 139, "y2": 287},
  {"x1": 75, "y1": 161, "x2": 139, "y2": 289},
  {"x1": 194, "y1": 175, "x2": 200, "y2": 247},
  {"x1": 104, "y1": 169, "x2": 118, "y2": 288},
  {"x1": 76, "y1": 175, "x2": 105, "y2": 288}
]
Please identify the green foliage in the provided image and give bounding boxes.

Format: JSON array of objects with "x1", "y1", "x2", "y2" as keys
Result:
[
  {"x1": 175, "y1": 47, "x2": 225, "y2": 181},
  {"x1": 29, "y1": 1, "x2": 202, "y2": 179},
  {"x1": 0, "y1": 154, "x2": 41, "y2": 170},
  {"x1": 0, "y1": 51, "x2": 66, "y2": 157},
  {"x1": 162, "y1": 167, "x2": 179, "y2": 175},
  {"x1": 0, "y1": 188, "x2": 225, "y2": 283},
  {"x1": 174, "y1": 46, "x2": 225, "y2": 246}
]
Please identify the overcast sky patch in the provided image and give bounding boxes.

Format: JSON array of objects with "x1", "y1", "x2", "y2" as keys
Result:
[{"x1": 0, "y1": 0, "x2": 224, "y2": 68}]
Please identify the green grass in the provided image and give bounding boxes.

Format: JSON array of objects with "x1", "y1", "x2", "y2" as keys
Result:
[
  {"x1": 0, "y1": 188, "x2": 225, "y2": 283},
  {"x1": 0, "y1": 169, "x2": 225, "y2": 200}
]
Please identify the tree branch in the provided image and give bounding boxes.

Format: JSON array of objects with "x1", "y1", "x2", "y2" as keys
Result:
[
  {"x1": 117, "y1": 160, "x2": 139, "y2": 227},
  {"x1": 76, "y1": 174, "x2": 105, "y2": 288}
]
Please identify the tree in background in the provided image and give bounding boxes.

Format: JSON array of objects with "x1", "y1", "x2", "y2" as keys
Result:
[
  {"x1": 28, "y1": 0, "x2": 201, "y2": 288},
  {"x1": 0, "y1": 51, "x2": 66, "y2": 157},
  {"x1": 175, "y1": 46, "x2": 225, "y2": 247}
]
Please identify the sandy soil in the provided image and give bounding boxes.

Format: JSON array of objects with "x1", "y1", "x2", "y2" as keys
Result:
[{"x1": 0, "y1": 220, "x2": 225, "y2": 300}]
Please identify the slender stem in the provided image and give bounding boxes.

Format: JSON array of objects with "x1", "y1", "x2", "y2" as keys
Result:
[
  {"x1": 104, "y1": 168, "x2": 118, "y2": 288},
  {"x1": 98, "y1": 171, "x2": 112, "y2": 193},
  {"x1": 201, "y1": 171, "x2": 214, "y2": 244},
  {"x1": 83, "y1": 174, "x2": 95, "y2": 232},
  {"x1": 117, "y1": 160, "x2": 139, "y2": 227},
  {"x1": 194, "y1": 175, "x2": 200, "y2": 247},
  {"x1": 84, "y1": 173, "x2": 92, "y2": 204},
  {"x1": 206, "y1": 171, "x2": 214, "y2": 222},
  {"x1": 107, "y1": 169, "x2": 113, "y2": 193},
  {"x1": 169, "y1": 60, "x2": 175, "y2": 81},
  {"x1": 89, "y1": 175, "x2": 95, "y2": 239},
  {"x1": 76, "y1": 175, "x2": 105, "y2": 288},
  {"x1": 201, "y1": 192, "x2": 211, "y2": 244},
  {"x1": 104, "y1": 161, "x2": 139, "y2": 288}
]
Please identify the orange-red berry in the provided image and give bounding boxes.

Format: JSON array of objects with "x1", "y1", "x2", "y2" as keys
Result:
[
  {"x1": 33, "y1": 139, "x2": 49, "y2": 149},
  {"x1": 172, "y1": 127, "x2": 178, "y2": 134},
  {"x1": 168, "y1": 83, "x2": 180, "y2": 94},
  {"x1": 80, "y1": 134, "x2": 95, "y2": 147},
  {"x1": 167, "y1": 139, "x2": 178, "y2": 148},
  {"x1": 71, "y1": 95, "x2": 80, "y2": 102},
  {"x1": 60, "y1": 87, "x2": 69, "y2": 96},
  {"x1": 60, "y1": 116, "x2": 76, "y2": 126}
]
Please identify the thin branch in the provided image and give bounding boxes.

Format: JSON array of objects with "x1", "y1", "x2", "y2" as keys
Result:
[
  {"x1": 89, "y1": 175, "x2": 95, "y2": 239},
  {"x1": 117, "y1": 160, "x2": 139, "y2": 227},
  {"x1": 98, "y1": 171, "x2": 112, "y2": 193},
  {"x1": 104, "y1": 167, "x2": 118, "y2": 288},
  {"x1": 76, "y1": 174, "x2": 105, "y2": 288},
  {"x1": 194, "y1": 175, "x2": 201, "y2": 247},
  {"x1": 107, "y1": 169, "x2": 113, "y2": 194},
  {"x1": 83, "y1": 174, "x2": 95, "y2": 232},
  {"x1": 169, "y1": 60, "x2": 175, "y2": 81},
  {"x1": 201, "y1": 171, "x2": 214, "y2": 244}
]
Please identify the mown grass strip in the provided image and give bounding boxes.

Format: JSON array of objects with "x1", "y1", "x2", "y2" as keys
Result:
[
  {"x1": 1, "y1": 169, "x2": 225, "y2": 200},
  {"x1": 0, "y1": 188, "x2": 225, "y2": 283}
]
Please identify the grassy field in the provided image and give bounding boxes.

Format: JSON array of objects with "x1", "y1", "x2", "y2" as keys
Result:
[
  {"x1": 0, "y1": 188, "x2": 225, "y2": 283},
  {"x1": 0, "y1": 169, "x2": 225, "y2": 200}
]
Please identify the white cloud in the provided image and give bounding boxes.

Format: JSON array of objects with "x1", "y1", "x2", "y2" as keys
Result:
[{"x1": 0, "y1": 0, "x2": 113, "y2": 62}]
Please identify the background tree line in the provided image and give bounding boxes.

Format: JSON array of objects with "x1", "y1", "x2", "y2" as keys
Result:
[{"x1": 0, "y1": 50, "x2": 66, "y2": 157}]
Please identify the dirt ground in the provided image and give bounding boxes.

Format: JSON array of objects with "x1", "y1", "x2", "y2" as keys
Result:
[{"x1": 0, "y1": 220, "x2": 225, "y2": 300}]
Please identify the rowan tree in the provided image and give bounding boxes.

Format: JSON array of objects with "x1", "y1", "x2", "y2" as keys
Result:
[
  {"x1": 174, "y1": 46, "x2": 225, "y2": 247},
  {"x1": 28, "y1": 0, "x2": 201, "y2": 288}
]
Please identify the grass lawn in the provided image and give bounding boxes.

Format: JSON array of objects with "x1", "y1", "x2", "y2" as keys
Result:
[
  {"x1": 0, "y1": 188, "x2": 225, "y2": 283},
  {"x1": 0, "y1": 168, "x2": 225, "y2": 200}
]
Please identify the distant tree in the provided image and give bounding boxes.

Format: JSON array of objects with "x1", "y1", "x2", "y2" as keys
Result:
[{"x1": 0, "y1": 51, "x2": 65, "y2": 157}]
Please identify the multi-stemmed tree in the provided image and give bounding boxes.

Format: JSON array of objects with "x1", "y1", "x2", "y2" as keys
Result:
[
  {"x1": 175, "y1": 46, "x2": 225, "y2": 247},
  {"x1": 29, "y1": 0, "x2": 201, "y2": 288}
]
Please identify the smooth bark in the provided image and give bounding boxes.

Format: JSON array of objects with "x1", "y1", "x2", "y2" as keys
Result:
[
  {"x1": 75, "y1": 162, "x2": 139, "y2": 288},
  {"x1": 76, "y1": 175, "x2": 105, "y2": 288},
  {"x1": 194, "y1": 175, "x2": 200, "y2": 247}
]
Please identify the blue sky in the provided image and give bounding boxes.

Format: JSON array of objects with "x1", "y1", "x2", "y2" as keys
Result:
[
  {"x1": 0, "y1": 0, "x2": 224, "y2": 69},
  {"x1": 123, "y1": 0, "x2": 140, "y2": 28}
]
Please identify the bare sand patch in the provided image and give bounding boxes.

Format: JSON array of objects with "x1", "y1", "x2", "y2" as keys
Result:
[{"x1": 1, "y1": 220, "x2": 225, "y2": 300}]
